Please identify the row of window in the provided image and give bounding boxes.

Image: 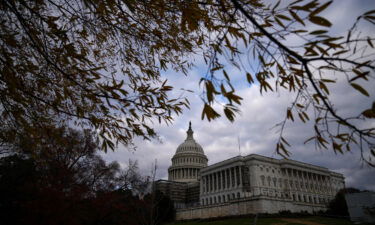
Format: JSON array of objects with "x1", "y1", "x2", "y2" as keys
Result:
[
  {"x1": 178, "y1": 146, "x2": 200, "y2": 152},
  {"x1": 258, "y1": 165, "x2": 280, "y2": 174},
  {"x1": 170, "y1": 168, "x2": 199, "y2": 179},
  {"x1": 259, "y1": 176, "x2": 332, "y2": 193},
  {"x1": 173, "y1": 157, "x2": 205, "y2": 165},
  {"x1": 202, "y1": 191, "x2": 331, "y2": 206},
  {"x1": 291, "y1": 193, "x2": 330, "y2": 204},
  {"x1": 257, "y1": 164, "x2": 335, "y2": 184},
  {"x1": 201, "y1": 192, "x2": 241, "y2": 205}
]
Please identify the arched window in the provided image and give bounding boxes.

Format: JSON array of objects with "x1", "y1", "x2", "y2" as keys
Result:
[
  {"x1": 232, "y1": 193, "x2": 235, "y2": 199},
  {"x1": 214, "y1": 196, "x2": 216, "y2": 204},
  {"x1": 218, "y1": 196, "x2": 221, "y2": 203},
  {"x1": 227, "y1": 194, "x2": 230, "y2": 201},
  {"x1": 237, "y1": 192, "x2": 240, "y2": 199},
  {"x1": 261, "y1": 175, "x2": 265, "y2": 186},
  {"x1": 223, "y1": 195, "x2": 226, "y2": 202}
]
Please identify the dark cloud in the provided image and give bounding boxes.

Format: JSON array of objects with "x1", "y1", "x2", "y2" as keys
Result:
[{"x1": 102, "y1": 0, "x2": 375, "y2": 191}]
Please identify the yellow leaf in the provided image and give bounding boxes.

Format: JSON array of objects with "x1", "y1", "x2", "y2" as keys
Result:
[
  {"x1": 309, "y1": 16, "x2": 332, "y2": 27},
  {"x1": 351, "y1": 83, "x2": 369, "y2": 97}
]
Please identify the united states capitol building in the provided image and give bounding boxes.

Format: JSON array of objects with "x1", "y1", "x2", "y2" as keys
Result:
[{"x1": 155, "y1": 123, "x2": 345, "y2": 220}]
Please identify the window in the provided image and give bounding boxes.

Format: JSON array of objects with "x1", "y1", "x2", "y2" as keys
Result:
[{"x1": 237, "y1": 192, "x2": 240, "y2": 198}]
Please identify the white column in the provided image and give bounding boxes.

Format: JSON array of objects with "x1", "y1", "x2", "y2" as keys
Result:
[
  {"x1": 220, "y1": 171, "x2": 223, "y2": 190},
  {"x1": 239, "y1": 166, "x2": 242, "y2": 187},
  {"x1": 201, "y1": 176, "x2": 204, "y2": 194},
  {"x1": 222, "y1": 170, "x2": 225, "y2": 189},
  {"x1": 234, "y1": 167, "x2": 238, "y2": 187},
  {"x1": 229, "y1": 168, "x2": 232, "y2": 187},
  {"x1": 216, "y1": 172, "x2": 219, "y2": 191},
  {"x1": 207, "y1": 174, "x2": 211, "y2": 192}
]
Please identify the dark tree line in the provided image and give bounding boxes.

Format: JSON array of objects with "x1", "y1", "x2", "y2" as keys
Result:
[{"x1": 0, "y1": 127, "x2": 174, "y2": 225}]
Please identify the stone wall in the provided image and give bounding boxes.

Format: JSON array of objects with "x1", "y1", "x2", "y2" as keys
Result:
[{"x1": 176, "y1": 196, "x2": 327, "y2": 220}]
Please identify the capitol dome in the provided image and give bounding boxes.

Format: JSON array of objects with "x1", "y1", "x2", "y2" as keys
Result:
[{"x1": 168, "y1": 122, "x2": 208, "y2": 182}]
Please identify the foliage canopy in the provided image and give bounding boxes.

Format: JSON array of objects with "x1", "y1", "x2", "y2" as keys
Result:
[{"x1": 1, "y1": 0, "x2": 374, "y2": 163}]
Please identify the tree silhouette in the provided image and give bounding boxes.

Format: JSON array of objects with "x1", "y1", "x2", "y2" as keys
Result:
[{"x1": 0, "y1": 127, "x2": 160, "y2": 225}]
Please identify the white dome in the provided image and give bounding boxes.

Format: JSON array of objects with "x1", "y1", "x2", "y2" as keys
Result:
[{"x1": 168, "y1": 122, "x2": 208, "y2": 183}]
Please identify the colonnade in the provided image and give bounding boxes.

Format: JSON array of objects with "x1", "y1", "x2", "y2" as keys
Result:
[
  {"x1": 201, "y1": 165, "x2": 242, "y2": 193},
  {"x1": 281, "y1": 168, "x2": 334, "y2": 195},
  {"x1": 169, "y1": 168, "x2": 200, "y2": 180}
]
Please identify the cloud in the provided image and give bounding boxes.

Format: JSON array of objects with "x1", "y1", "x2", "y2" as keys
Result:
[{"x1": 102, "y1": 0, "x2": 375, "y2": 191}]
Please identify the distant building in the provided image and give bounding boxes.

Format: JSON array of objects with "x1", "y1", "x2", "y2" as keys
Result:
[
  {"x1": 345, "y1": 192, "x2": 375, "y2": 224},
  {"x1": 155, "y1": 123, "x2": 345, "y2": 220}
]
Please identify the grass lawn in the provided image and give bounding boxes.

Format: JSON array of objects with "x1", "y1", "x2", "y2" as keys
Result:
[{"x1": 167, "y1": 216, "x2": 354, "y2": 225}]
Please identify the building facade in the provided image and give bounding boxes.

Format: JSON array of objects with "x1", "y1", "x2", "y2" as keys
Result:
[
  {"x1": 199, "y1": 154, "x2": 345, "y2": 207},
  {"x1": 156, "y1": 124, "x2": 345, "y2": 220}
]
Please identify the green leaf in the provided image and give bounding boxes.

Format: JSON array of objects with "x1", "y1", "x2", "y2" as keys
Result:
[
  {"x1": 367, "y1": 37, "x2": 374, "y2": 48},
  {"x1": 287, "y1": 108, "x2": 294, "y2": 121},
  {"x1": 246, "y1": 72, "x2": 254, "y2": 84},
  {"x1": 201, "y1": 104, "x2": 221, "y2": 121},
  {"x1": 310, "y1": 1, "x2": 333, "y2": 17},
  {"x1": 224, "y1": 107, "x2": 235, "y2": 122},
  {"x1": 321, "y1": 79, "x2": 335, "y2": 83},
  {"x1": 276, "y1": 14, "x2": 291, "y2": 21},
  {"x1": 319, "y1": 81, "x2": 329, "y2": 94},
  {"x1": 309, "y1": 16, "x2": 332, "y2": 27},
  {"x1": 309, "y1": 30, "x2": 328, "y2": 35},
  {"x1": 289, "y1": 10, "x2": 305, "y2": 25},
  {"x1": 362, "y1": 109, "x2": 375, "y2": 118},
  {"x1": 223, "y1": 70, "x2": 230, "y2": 81},
  {"x1": 351, "y1": 83, "x2": 369, "y2": 97}
]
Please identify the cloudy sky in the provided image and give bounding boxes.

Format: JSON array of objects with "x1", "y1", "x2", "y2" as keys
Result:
[{"x1": 103, "y1": 0, "x2": 375, "y2": 191}]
